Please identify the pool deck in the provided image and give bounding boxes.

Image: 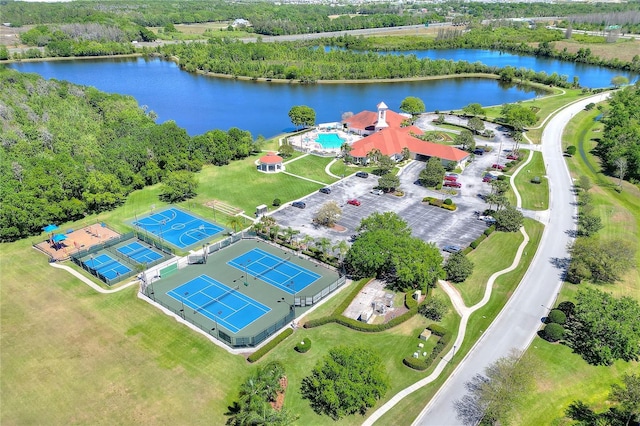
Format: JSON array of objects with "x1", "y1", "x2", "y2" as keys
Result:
[{"x1": 288, "y1": 128, "x2": 362, "y2": 155}]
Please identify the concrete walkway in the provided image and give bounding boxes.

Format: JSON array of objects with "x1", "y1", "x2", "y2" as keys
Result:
[
  {"x1": 49, "y1": 262, "x2": 139, "y2": 294},
  {"x1": 325, "y1": 158, "x2": 342, "y2": 179}
]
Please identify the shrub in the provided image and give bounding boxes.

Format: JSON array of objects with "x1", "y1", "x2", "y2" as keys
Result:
[
  {"x1": 483, "y1": 225, "x2": 495, "y2": 236},
  {"x1": 443, "y1": 198, "x2": 453, "y2": 205},
  {"x1": 566, "y1": 145, "x2": 577, "y2": 155},
  {"x1": 418, "y1": 297, "x2": 449, "y2": 321},
  {"x1": 435, "y1": 183, "x2": 443, "y2": 190},
  {"x1": 295, "y1": 337, "x2": 311, "y2": 353},
  {"x1": 248, "y1": 328, "x2": 293, "y2": 362},
  {"x1": 272, "y1": 198, "x2": 281, "y2": 206},
  {"x1": 548, "y1": 308, "x2": 567, "y2": 325},
  {"x1": 557, "y1": 301, "x2": 576, "y2": 317},
  {"x1": 543, "y1": 323, "x2": 565, "y2": 342},
  {"x1": 470, "y1": 234, "x2": 487, "y2": 249},
  {"x1": 497, "y1": 175, "x2": 508, "y2": 181}
]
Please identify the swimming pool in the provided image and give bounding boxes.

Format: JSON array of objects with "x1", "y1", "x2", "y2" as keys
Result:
[{"x1": 315, "y1": 132, "x2": 345, "y2": 149}]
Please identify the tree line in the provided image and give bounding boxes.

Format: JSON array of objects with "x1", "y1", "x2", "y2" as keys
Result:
[{"x1": 0, "y1": 68, "x2": 260, "y2": 242}]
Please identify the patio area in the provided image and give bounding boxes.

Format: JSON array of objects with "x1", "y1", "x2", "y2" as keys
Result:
[{"x1": 288, "y1": 125, "x2": 362, "y2": 156}]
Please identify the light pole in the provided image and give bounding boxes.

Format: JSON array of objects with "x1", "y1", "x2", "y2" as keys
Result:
[
  {"x1": 243, "y1": 259, "x2": 251, "y2": 286},
  {"x1": 180, "y1": 291, "x2": 189, "y2": 319}
]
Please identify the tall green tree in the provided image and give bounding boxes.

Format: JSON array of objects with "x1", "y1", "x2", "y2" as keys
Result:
[
  {"x1": 444, "y1": 251, "x2": 475, "y2": 283},
  {"x1": 288, "y1": 105, "x2": 315, "y2": 130},
  {"x1": 159, "y1": 170, "x2": 198, "y2": 202},
  {"x1": 419, "y1": 157, "x2": 446, "y2": 187},
  {"x1": 567, "y1": 288, "x2": 640, "y2": 365},
  {"x1": 567, "y1": 237, "x2": 635, "y2": 284},
  {"x1": 455, "y1": 129, "x2": 476, "y2": 150},
  {"x1": 301, "y1": 346, "x2": 389, "y2": 420},
  {"x1": 462, "y1": 102, "x2": 486, "y2": 117},
  {"x1": 399, "y1": 96, "x2": 426, "y2": 120}
]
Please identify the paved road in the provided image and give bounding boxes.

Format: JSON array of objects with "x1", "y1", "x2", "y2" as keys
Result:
[{"x1": 411, "y1": 92, "x2": 611, "y2": 426}]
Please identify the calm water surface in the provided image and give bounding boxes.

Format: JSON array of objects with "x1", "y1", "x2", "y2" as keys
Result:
[{"x1": 8, "y1": 52, "x2": 626, "y2": 137}]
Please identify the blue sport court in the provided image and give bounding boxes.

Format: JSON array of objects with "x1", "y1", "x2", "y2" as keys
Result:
[
  {"x1": 167, "y1": 275, "x2": 270, "y2": 333},
  {"x1": 133, "y1": 207, "x2": 223, "y2": 249},
  {"x1": 83, "y1": 253, "x2": 131, "y2": 280},
  {"x1": 117, "y1": 241, "x2": 163, "y2": 263},
  {"x1": 227, "y1": 248, "x2": 321, "y2": 294}
]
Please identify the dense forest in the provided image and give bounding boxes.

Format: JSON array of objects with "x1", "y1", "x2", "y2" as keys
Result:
[
  {"x1": 2, "y1": 0, "x2": 639, "y2": 36},
  {"x1": 597, "y1": 83, "x2": 640, "y2": 182},
  {"x1": 0, "y1": 68, "x2": 258, "y2": 242}
]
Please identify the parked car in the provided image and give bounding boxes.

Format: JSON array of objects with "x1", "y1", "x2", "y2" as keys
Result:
[
  {"x1": 445, "y1": 172, "x2": 460, "y2": 179},
  {"x1": 292, "y1": 201, "x2": 306, "y2": 209},
  {"x1": 507, "y1": 154, "x2": 519, "y2": 160},
  {"x1": 491, "y1": 164, "x2": 506, "y2": 170},
  {"x1": 371, "y1": 189, "x2": 384, "y2": 195},
  {"x1": 444, "y1": 175, "x2": 458, "y2": 182},
  {"x1": 482, "y1": 176, "x2": 493, "y2": 183},
  {"x1": 347, "y1": 199, "x2": 361, "y2": 206},
  {"x1": 356, "y1": 171, "x2": 369, "y2": 178},
  {"x1": 443, "y1": 245, "x2": 462, "y2": 254},
  {"x1": 478, "y1": 215, "x2": 496, "y2": 224},
  {"x1": 473, "y1": 149, "x2": 484, "y2": 156},
  {"x1": 319, "y1": 187, "x2": 331, "y2": 194},
  {"x1": 443, "y1": 181, "x2": 462, "y2": 188}
]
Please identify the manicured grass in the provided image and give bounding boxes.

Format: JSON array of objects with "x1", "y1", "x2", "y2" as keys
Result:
[
  {"x1": 456, "y1": 229, "x2": 526, "y2": 306},
  {"x1": 328, "y1": 159, "x2": 376, "y2": 178},
  {"x1": 511, "y1": 150, "x2": 550, "y2": 210},
  {"x1": 0, "y1": 238, "x2": 246, "y2": 425},
  {"x1": 281, "y1": 154, "x2": 338, "y2": 184},
  {"x1": 517, "y1": 104, "x2": 640, "y2": 425}
]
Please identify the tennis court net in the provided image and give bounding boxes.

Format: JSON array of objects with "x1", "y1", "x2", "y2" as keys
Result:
[
  {"x1": 253, "y1": 256, "x2": 291, "y2": 280},
  {"x1": 194, "y1": 285, "x2": 240, "y2": 314}
]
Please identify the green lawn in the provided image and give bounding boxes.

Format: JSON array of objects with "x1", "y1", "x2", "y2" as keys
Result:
[
  {"x1": 510, "y1": 150, "x2": 549, "y2": 210},
  {"x1": 281, "y1": 154, "x2": 338, "y2": 184},
  {"x1": 456, "y1": 229, "x2": 526, "y2": 306},
  {"x1": 518, "y1": 103, "x2": 640, "y2": 425}
]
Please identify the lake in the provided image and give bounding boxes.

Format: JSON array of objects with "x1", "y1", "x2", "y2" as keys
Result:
[{"x1": 7, "y1": 51, "x2": 631, "y2": 138}]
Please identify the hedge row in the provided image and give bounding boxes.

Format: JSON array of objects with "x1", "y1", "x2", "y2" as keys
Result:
[
  {"x1": 304, "y1": 279, "x2": 423, "y2": 333},
  {"x1": 247, "y1": 328, "x2": 293, "y2": 363},
  {"x1": 422, "y1": 196, "x2": 457, "y2": 211},
  {"x1": 402, "y1": 324, "x2": 453, "y2": 371}
]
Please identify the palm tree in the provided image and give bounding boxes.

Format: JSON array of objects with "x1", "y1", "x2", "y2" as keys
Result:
[
  {"x1": 227, "y1": 215, "x2": 245, "y2": 233},
  {"x1": 281, "y1": 227, "x2": 300, "y2": 244},
  {"x1": 366, "y1": 148, "x2": 382, "y2": 164},
  {"x1": 315, "y1": 237, "x2": 331, "y2": 258},
  {"x1": 301, "y1": 234, "x2": 314, "y2": 251},
  {"x1": 332, "y1": 240, "x2": 350, "y2": 272}
]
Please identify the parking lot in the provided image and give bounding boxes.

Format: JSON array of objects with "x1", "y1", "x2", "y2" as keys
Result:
[{"x1": 271, "y1": 150, "x2": 509, "y2": 253}]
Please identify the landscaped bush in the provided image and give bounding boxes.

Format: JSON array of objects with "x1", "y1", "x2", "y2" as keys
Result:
[
  {"x1": 497, "y1": 175, "x2": 508, "y2": 181},
  {"x1": 272, "y1": 198, "x2": 281, "y2": 206},
  {"x1": 483, "y1": 225, "x2": 496, "y2": 236},
  {"x1": 548, "y1": 308, "x2": 567, "y2": 325},
  {"x1": 247, "y1": 328, "x2": 293, "y2": 362},
  {"x1": 566, "y1": 145, "x2": 577, "y2": 155},
  {"x1": 422, "y1": 196, "x2": 457, "y2": 211},
  {"x1": 470, "y1": 234, "x2": 487, "y2": 249},
  {"x1": 557, "y1": 301, "x2": 576, "y2": 317},
  {"x1": 295, "y1": 337, "x2": 311, "y2": 353},
  {"x1": 403, "y1": 323, "x2": 452, "y2": 371},
  {"x1": 443, "y1": 198, "x2": 453, "y2": 205},
  {"x1": 542, "y1": 323, "x2": 565, "y2": 342}
]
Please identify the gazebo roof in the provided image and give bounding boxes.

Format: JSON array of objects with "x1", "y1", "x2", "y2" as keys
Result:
[{"x1": 259, "y1": 153, "x2": 283, "y2": 164}]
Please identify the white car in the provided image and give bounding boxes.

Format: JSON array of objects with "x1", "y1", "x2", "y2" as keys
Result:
[
  {"x1": 371, "y1": 189, "x2": 384, "y2": 195},
  {"x1": 478, "y1": 215, "x2": 496, "y2": 224}
]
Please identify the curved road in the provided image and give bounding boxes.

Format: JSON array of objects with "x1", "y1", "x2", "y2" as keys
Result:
[{"x1": 410, "y1": 92, "x2": 611, "y2": 425}]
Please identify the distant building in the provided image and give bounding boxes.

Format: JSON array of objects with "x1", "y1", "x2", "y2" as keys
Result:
[
  {"x1": 232, "y1": 19, "x2": 251, "y2": 28},
  {"x1": 343, "y1": 102, "x2": 470, "y2": 168}
]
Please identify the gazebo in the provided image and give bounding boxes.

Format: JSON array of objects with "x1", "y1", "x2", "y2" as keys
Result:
[{"x1": 257, "y1": 153, "x2": 284, "y2": 173}]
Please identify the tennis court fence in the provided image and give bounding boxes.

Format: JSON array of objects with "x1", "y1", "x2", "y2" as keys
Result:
[{"x1": 70, "y1": 232, "x2": 172, "y2": 286}]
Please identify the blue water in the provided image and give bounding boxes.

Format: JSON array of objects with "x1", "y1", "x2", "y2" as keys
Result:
[
  {"x1": 6, "y1": 50, "x2": 631, "y2": 138},
  {"x1": 316, "y1": 133, "x2": 345, "y2": 149}
]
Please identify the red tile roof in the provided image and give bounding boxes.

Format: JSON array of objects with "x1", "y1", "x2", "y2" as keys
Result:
[
  {"x1": 350, "y1": 127, "x2": 469, "y2": 162},
  {"x1": 259, "y1": 153, "x2": 283, "y2": 164},
  {"x1": 344, "y1": 109, "x2": 408, "y2": 132}
]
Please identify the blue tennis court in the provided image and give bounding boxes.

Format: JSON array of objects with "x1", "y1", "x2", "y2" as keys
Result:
[
  {"x1": 83, "y1": 253, "x2": 131, "y2": 280},
  {"x1": 167, "y1": 275, "x2": 270, "y2": 333},
  {"x1": 133, "y1": 207, "x2": 224, "y2": 249},
  {"x1": 117, "y1": 241, "x2": 163, "y2": 263},
  {"x1": 227, "y1": 248, "x2": 320, "y2": 294}
]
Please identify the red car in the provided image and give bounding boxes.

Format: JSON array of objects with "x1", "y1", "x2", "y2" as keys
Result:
[
  {"x1": 491, "y1": 164, "x2": 505, "y2": 170},
  {"x1": 443, "y1": 181, "x2": 462, "y2": 188},
  {"x1": 347, "y1": 199, "x2": 361, "y2": 206},
  {"x1": 507, "y1": 154, "x2": 519, "y2": 160},
  {"x1": 444, "y1": 175, "x2": 458, "y2": 182}
]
